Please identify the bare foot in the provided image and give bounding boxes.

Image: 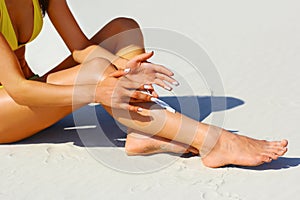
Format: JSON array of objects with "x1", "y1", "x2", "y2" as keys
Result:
[
  {"x1": 125, "y1": 132, "x2": 199, "y2": 156},
  {"x1": 201, "y1": 129, "x2": 288, "y2": 168}
]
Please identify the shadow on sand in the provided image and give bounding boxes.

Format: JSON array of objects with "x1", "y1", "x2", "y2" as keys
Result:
[
  {"x1": 14, "y1": 95, "x2": 299, "y2": 170},
  {"x1": 15, "y1": 95, "x2": 243, "y2": 147},
  {"x1": 226, "y1": 157, "x2": 300, "y2": 171}
]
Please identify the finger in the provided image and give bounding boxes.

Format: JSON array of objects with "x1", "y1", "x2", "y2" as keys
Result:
[
  {"x1": 109, "y1": 68, "x2": 130, "y2": 78},
  {"x1": 129, "y1": 98, "x2": 149, "y2": 103},
  {"x1": 130, "y1": 91, "x2": 153, "y2": 102},
  {"x1": 155, "y1": 73, "x2": 179, "y2": 86},
  {"x1": 151, "y1": 90, "x2": 159, "y2": 98},
  {"x1": 138, "y1": 84, "x2": 156, "y2": 94},
  {"x1": 119, "y1": 103, "x2": 143, "y2": 113},
  {"x1": 154, "y1": 79, "x2": 173, "y2": 91},
  {"x1": 131, "y1": 51, "x2": 154, "y2": 63},
  {"x1": 143, "y1": 84, "x2": 154, "y2": 90},
  {"x1": 143, "y1": 62, "x2": 174, "y2": 76}
]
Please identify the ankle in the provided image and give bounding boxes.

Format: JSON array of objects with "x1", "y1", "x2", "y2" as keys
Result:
[
  {"x1": 189, "y1": 124, "x2": 208, "y2": 150},
  {"x1": 197, "y1": 124, "x2": 224, "y2": 156}
]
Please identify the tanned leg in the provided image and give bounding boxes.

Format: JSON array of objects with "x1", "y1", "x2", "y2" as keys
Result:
[
  {"x1": 73, "y1": 45, "x2": 288, "y2": 168},
  {"x1": 56, "y1": 17, "x2": 198, "y2": 156}
]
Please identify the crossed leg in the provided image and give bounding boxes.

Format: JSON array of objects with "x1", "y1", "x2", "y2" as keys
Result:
[
  {"x1": 0, "y1": 17, "x2": 194, "y2": 154},
  {"x1": 69, "y1": 45, "x2": 288, "y2": 168},
  {"x1": 49, "y1": 17, "x2": 199, "y2": 155},
  {"x1": 0, "y1": 17, "x2": 288, "y2": 168},
  {"x1": 0, "y1": 46, "x2": 288, "y2": 168}
]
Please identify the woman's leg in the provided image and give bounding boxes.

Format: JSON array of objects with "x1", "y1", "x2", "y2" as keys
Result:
[
  {"x1": 111, "y1": 45, "x2": 200, "y2": 155},
  {"x1": 0, "y1": 58, "x2": 114, "y2": 143},
  {"x1": 90, "y1": 18, "x2": 200, "y2": 155},
  {"x1": 0, "y1": 54, "x2": 288, "y2": 167},
  {"x1": 43, "y1": 17, "x2": 145, "y2": 76},
  {"x1": 0, "y1": 88, "x2": 74, "y2": 143},
  {"x1": 2, "y1": 17, "x2": 286, "y2": 167},
  {"x1": 46, "y1": 17, "x2": 196, "y2": 155},
  {"x1": 63, "y1": 47, "x2": 288, "y2": 167}
]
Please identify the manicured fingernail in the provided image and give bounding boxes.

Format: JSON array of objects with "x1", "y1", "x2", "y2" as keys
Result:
[
  {"x1": 150, "y1": 97, "x2": 157, "y2": 102},
  {"x1": 140, "y1": 90, "x2": 153, "y2": 96},
  {"x1": 172, "y1": 81, "x2": 179, "y2": 86},
  {"x1": 166, "y1": 107, "x2": 176, "y2": 113},
  {"x1": 144, "y1": 84, "x2": 152, "y2": 89},
  {"x1": 137, "y1": 108, "x2": 143, "y2": 112},
  {"x1": 164, "y1": 86, "x2": 172, "y2": 91},
  {"x1": 124, "y1": 68, "x2": 130, "y2": 74}
]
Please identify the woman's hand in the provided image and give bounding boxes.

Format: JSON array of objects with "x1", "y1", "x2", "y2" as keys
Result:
[
  {"x1": 92, "y1": 51, "x2": 180, "y2": 113},
  {"x1": 95, "y1": 73, "x2": 154, "y2": 112},
  {"x1": 110, "y1": 52, "x2": 179, "y2": 91}
]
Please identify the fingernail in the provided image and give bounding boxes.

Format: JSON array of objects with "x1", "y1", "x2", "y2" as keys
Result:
[
  {"x1": 166, "y1": 107, "x2": 176, "y2": 113},
  {"x1": 124, "y1": 68, "x2": 131, "y2": 74},
  {"x1": 144, "y1": 84, "x2": 152, "y2": 89},
  {"x1": 150, "y1": 97, "x2": 157, "y2": 102},
  {"x1": 172, "y1": 81, "x2": 179, "y2": 86},
  {"x1": 137, "y1": 108, "x2": 143, "y2": 112},
  {"x1": 164, "y1": 86, "x2": 172, "y2": 91},
  {"x1": 140, "y1": 90, "x2": 153, "y2": 96}
]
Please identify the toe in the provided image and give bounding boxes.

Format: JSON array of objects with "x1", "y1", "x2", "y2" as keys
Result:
[
  {"x1": 270, "y1": 153, "x2": 279, "y2": 160},
  {"x1": 281, "y1": 139, "x2": 288, "y2": 147},
  {"x1": 263, "y1": 152, "x2": 279, "y2": 160},
  {"x1": 277, "y1": 147, "x2": 288, "y2": 156},
  {"x1": 261, "y1": 155, "x2": 273, "y2": 163},
  {"x1": 265, "y1": 157, "x2": 273, "y2": 163},
  {"x1": 268, "y1": 146, "x2": 287, "y2": 156},
  {"x1": 188, "y1": 146, "x2": 200, "y2": 155},
  {"x1": 269, "y1": 140, "x2": 285, "y2": 148},
  {"x1": 274, "y1": 146, "x2": 288, "y2": 156}
]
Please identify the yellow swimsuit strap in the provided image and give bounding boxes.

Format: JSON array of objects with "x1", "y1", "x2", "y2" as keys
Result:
[{"x1": 0, "y1": 0, "x2": 43, "y2": 51}]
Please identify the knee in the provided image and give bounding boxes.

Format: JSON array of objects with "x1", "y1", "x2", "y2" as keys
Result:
[{"x1": 110, "y1": 17, "x2": 141, "y2": 31}]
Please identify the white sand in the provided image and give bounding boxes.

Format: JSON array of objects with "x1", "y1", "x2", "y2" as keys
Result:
[{"x1": 1, "y1": 0, "x2": 300, "y2": 199}]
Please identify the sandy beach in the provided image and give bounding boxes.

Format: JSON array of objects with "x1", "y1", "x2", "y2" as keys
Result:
[{"x1": 1, "y1": 0, "x2": 299, "y2": 199}]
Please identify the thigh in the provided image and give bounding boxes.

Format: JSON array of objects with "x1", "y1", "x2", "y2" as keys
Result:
[
  {"x1": 0, "y1": 88, "x2": 73, "y2": 143},
  {"x1": 0, "y1": 63, "x2": 89, "y2": 143},
  {"x1": 0, "y1": 60, "x2": 117, "y2": 143}
]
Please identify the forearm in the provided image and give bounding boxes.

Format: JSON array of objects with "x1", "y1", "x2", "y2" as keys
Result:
[
  {"x1": 7, "y1": 80, "x2": 95, "y2": 107},
  {"x1": 10, "y1": 59, "x2": 114, "y2": 107}
]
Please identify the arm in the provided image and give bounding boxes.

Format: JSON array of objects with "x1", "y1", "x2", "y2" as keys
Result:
[
  {"x1": 0, "y1": 33, "x2": 94, "y2": 106},
  {"x1": 0, "y1": 34, "x2": 154, "y2": 111},
  {"x1": 47, "y1": 0, "x2": 126, "y2": 68}
]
